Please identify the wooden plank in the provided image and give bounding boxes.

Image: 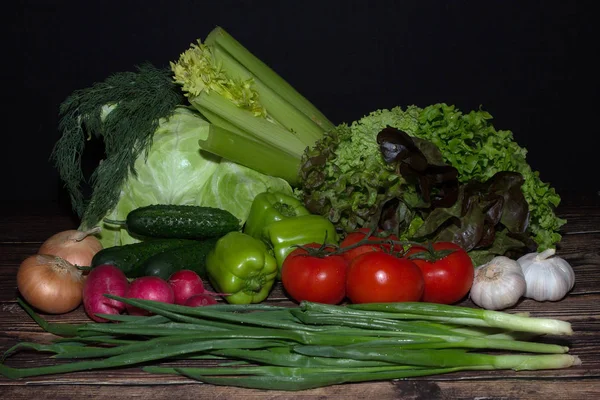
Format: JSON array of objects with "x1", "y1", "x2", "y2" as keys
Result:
[
  {"x1": 559, "y1": 208, "x2": 600, "y2": 234},
  {"x1": 0, "y1": 243, "x2": 39, "y2": 265},
  {"x1": 558, "y1": 191, "x2": 600, "y2": 208},
  {"x1": 557, "y1": 191, "x2": 600, "y2": 234},
  {"x1": 0, "y1": 374, "x2": 599, "y2": 399},
  {"x1": 0, "y1": 379, "x2": 598, "y2": 400},
  {"x1": 0, "y1": 213, "x2": 78, "y2": 243},
  {"x1": 558, "y1": 232, "x2": 600, "y2": 257},
  {"x1": 0, "y1": 381, "x2": 416, "y2": 399}
]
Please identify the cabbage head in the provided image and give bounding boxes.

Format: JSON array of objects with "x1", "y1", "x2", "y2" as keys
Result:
[{"x1": 96, "y1": 106, "x2": 293, "y2": 247}]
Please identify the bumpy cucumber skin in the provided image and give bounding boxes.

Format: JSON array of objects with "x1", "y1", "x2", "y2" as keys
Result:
[
  {"x1": 140, "y1": 238, "x2": 218, "y2": 280},
  {"x1": 91, "y1": 238, "x2": 196, "y2": 277},
  {"x1": 126, "y1": 205, "x2": 240, "y2": 240}
]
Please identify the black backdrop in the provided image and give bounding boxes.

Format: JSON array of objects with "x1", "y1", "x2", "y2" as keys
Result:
[{"x1": 8, "y1": 0, "x2": 598, "y2": 213}]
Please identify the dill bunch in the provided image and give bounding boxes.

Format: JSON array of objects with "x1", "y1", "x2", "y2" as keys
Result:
[{"x1": 51, "y1": 64, "x2": 185, "y2": 228}]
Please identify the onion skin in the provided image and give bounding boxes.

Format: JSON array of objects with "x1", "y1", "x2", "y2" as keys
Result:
[
  {"x1": 38, "y1": 227, "x2": 103, "y2": 267},
  {"x1": 17, "y1": 254, "x2": 85, "y2": 314}
]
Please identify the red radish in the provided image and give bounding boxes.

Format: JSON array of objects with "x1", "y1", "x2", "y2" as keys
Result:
[
  {"x1": 185, "y1": 293, "x2": 218, "y2": 307},
  {"x1": 125, "y1": 276, "x2": 174, "y2": 316},
  {"x1": 83, "y1": 264, "x2": 129, "y2": 322},
  {"x1": 167, "y1": 270, "x2": 207, "y2": 305}
]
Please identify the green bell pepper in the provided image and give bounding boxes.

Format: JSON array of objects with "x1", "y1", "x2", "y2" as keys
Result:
[
  {"x1": 263, "y1": 214, "x2": 339, "y2": 271},
  {"x1": 206, "y1": 231, "x2": 278, "y2": 304},
  {"x1": 243, "y1": 191, "x2": 310, "y2": 239}
]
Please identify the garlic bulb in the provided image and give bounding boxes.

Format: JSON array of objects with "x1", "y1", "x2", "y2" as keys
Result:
[
  {"x1": 517, "y1": 248, "x2": 575, "y2": 302},
  {"x1": 470, "y1": 256, "x2": 527, "y2": 310}
]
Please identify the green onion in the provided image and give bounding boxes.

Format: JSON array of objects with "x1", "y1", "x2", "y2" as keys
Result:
[
  {"x1": 0, "y1": 297, "x2": 579, "y2": 390},
  {"x1": 150, "y1": 365, "x2": 452, "y2": 391},
  {"x1": 302, "y1": 301, "x2": 573, "y2": 336},
  {"x1": 207, "y1": 346, "x2": 398, "y2": 368},
  {"x1": 293, "y1": 345, "x2": 578, "y2": 370},
  {"x1": 343, "y1": 302, "x2": 573, "y2": 335}
]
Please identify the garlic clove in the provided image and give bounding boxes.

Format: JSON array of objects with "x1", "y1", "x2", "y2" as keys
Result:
[
  {"x1": 470, "y1": 256, "x2": 527, "y2": 311},
  {"x1": 517, "y1": 249, "x2": 575, "y2": 302}
]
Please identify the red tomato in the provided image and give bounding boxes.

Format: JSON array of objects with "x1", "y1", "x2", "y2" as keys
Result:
[
  {"x1": 405, "y1": 242, "x2": 474, "y2": 305},
  {"x1": 346, "y1": 252, "x2": 424, "y2": 304},
  {"x1": 340, "y1": 228, "x2": 401, "y2": 262},
  {"x1": 281, "y1": 243, "x2": 348, "y2": 305}
]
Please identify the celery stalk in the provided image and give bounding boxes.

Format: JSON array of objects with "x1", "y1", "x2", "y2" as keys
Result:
[
  {"x1": 190, "y1": 91, "x2": 308, "y2": 158},
  {"x1": 205, "y1": 27, "x2": 335, "y2": 132},
  {"x1": 200, "y1": 124, "x2": 301, "y2": 185},
  {"x1": 197, "y1": 101, "x2": 302, "y2": 184},
  {"x1": 198, "y1": 107, "x2": 257, "y2": 140},
  {"x1": 212, "y1": 46, "x2": 324, "y2": 146}
]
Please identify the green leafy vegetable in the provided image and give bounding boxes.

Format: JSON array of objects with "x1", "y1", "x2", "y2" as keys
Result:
[
  {"x1": 300, "y1": 104, "x2": 564, "y2": 258},
  {"x1": 411, "y1": 172, "x2": 535, "y2": 266},
  {"x1": 411, "y1": 104, "x2": 564, "y2": 250},
  {"x1": 52, "y1": 64, "x2": 293, "y2": 248},
  {"x1": 52, "y1": 27, "x2": 564, "y2": 260},
  {"x1": 52, "y1": 64, "x2": 184, "y2": 227},
  {"x1": 377, "y1": 126, "x2": 460, "y2": 208},
  {"x1": 301, "y1": 106, "x2": 423, "y2": 231}
]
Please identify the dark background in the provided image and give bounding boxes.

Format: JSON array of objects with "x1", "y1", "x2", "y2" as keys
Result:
[{"x1": 8, "y1": 0, "x2": 598, "y2": 214}]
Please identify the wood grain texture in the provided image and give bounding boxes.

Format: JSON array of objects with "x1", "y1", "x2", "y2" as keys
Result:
[{"x1": 0, "y1": 191, "x2": 599, "y2": 398}]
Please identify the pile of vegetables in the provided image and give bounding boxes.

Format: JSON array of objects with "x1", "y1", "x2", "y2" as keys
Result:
[
  {"x1": 5, "y1": 191, "x2": 579, "y2": 389},
  {"x1": 2, "y1": 25, "x2": 580, "y2": 391},
  {"x1": 51, "y1": 26, "x2": 563, "y2": 264},
  {"x1": 53, "y1": 66, "x2": 294, "y2": 249}
]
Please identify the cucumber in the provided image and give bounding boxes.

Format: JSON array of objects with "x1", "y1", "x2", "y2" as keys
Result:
[
  {"x1": 126, "y1": 205, "x2": 240, "y2": 240},
  {"x1": 139, "y1": 238, "x2": 218, "y2": 280},
  {"x1": 91, "y1": 238, "x2": 196, "y2": 277}
]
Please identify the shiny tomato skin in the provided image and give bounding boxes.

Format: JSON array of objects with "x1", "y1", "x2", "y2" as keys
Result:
[
  {"x1": 281, "y1": 244, "x2": 348, "y2": 305},
  {"x1": 340, "y1": 228, "x2": 400, "y2": 262},
  {"x1": 405, "y1": 242, "x2": 474, "y2": 305},
  {"x1": 346, "y1": 252, "x2": 424, "y2": 304}
]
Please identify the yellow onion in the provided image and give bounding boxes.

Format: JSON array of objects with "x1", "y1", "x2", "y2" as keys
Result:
[
  {"x1": 17, "y1": 254, "x2": 85, "y2": 314},
  {"x1": 38, "y1": 227, "x2": 103, "y2": 267}
]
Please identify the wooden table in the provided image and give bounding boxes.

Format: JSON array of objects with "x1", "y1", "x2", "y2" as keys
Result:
[{"x1": 1, "y1": 192, "x2": 599, "y2": 399}]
